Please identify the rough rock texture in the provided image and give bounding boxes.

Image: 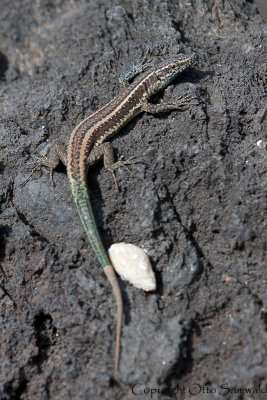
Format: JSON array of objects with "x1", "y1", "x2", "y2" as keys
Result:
[{"x1": 0, "y1": 0, "x2": 266, "y2": 399}]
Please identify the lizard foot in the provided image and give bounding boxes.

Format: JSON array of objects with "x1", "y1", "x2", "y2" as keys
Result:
[
  {"x1": 20, "y1": 155, "x2": 55, "y2": 187},
  {"x1": 173, "y1": 93, "x2": 199, "y2": 110},
  {"x1": 107, "y1": 155, "x2": 142, "y2": 190}
]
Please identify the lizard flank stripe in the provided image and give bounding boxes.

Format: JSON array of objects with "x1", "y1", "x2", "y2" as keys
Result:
[{"x1": 67, "y1": 69, "x2": 156, "y2": 181}]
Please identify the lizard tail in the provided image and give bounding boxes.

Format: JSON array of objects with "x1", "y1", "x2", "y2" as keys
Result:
[
  {"x1": 70, "y1": 179, "x2": 110, "y2": 267},
  {"x1": 104, "y1": 264, "x2": 123, "y2": 380},
  {"x1": 70, "y1": 178, "x2": 123, "y2": 379}
]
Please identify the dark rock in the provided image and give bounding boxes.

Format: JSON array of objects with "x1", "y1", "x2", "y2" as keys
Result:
[{"x1": 0, "y1": 0, "x2": 266, "y2": 399}]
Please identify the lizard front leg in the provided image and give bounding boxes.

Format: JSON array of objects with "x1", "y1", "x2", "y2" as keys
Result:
[{"x1": 142, "y1": 94, "x2": 197, "y2": 114}]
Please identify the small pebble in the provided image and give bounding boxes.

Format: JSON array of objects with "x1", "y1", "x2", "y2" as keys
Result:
[
  {"x1": 108, "y1": 243, "x2": 156, "y2": 291},
  {"x1": 256, "y1": 139, "x2": 266, "y2": 148}
]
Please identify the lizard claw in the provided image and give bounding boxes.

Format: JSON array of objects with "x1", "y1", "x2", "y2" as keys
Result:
[
  {"x1": 106, "y1": 156, "x2": 142, "y2": 190},
  {"x1": 173, "y1": 94, "x2": 199, "y2": 110},
  {"x1": 20, "y1": 154, "x2": 54, "y2": 187},
  {"x1": 20, "y1": 164, "x2": 42, "y2": 187}
]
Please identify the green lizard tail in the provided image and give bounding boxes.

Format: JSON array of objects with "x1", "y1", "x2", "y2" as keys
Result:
[
  {"x1": 70, "y1": 178, "x2": 110, "y2": 267},
  {"x1": 70, "y1": 178, "x2": 123, "y2": 379}
]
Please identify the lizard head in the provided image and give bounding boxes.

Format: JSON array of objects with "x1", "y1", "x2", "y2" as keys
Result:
[{"x1": 153, "y1": 53, "x2": 197, "y2": 91}]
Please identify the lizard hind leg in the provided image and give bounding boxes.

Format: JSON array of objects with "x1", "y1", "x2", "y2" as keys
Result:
[
  {"x1": 21, "y1": 140, "x2": 67, "y2": 186},
  {"x1": 46, "y1": 141, "x2": 67, "y2": 184},
  {"x1": 88, "y1": 142, "x2": 141, "y2": 191}
]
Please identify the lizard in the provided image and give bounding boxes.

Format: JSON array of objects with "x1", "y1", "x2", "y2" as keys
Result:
[{"x1": 29, "y1": 53, "x2": 197, "y2": 380}]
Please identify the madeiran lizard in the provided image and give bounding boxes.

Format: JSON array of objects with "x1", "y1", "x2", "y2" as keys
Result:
[{"x1": 28, "y1": 53, "x2": 197, "y2": 380}]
